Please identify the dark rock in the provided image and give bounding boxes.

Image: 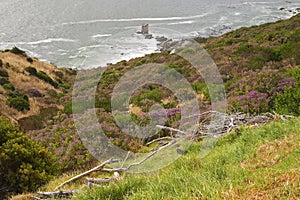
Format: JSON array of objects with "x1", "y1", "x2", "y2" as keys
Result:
[{"x1": 145, "y1": 34, "x2": 153, "y2": 39}]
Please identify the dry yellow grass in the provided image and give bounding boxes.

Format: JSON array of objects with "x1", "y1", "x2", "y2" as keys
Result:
[
  {"x1": 8, "y1": 194, "x2": 34, "y2": 200},
  {"x1": 0, "y1": 51, "x2": 74, "y2": 126}
]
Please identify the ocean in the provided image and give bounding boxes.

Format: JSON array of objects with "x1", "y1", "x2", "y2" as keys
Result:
[{"x1": 0, "y1": 0, "x2": 299, "y2": 69}]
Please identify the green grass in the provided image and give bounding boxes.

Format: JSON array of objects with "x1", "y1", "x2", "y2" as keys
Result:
[{"x1": 72, "y1": 118, "x2": 300, "y2": 199}]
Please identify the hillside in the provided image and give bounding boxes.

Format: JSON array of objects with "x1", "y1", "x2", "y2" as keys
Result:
[
  {"x1": 0, "y1": 48, "x2": 76, "y2": 130},
  {"x1": 2, "y1": 14, "x2": 300, "y2": 199}
]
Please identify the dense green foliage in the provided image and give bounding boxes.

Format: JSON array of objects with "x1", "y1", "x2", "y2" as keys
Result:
[
  {"x1": 0, "y1": 117, "x2": 57, "y2": 197},
  {"x1": 7, "y1": 96, "x2": 30, "y2": 111},
  {"x1": 275, "y1": 67, "x2": 300, "y2": 115},
  {"x1": 36, "y1": 71, "x2": 58, "y2": 88},
  {"x1": 25, "y1": 67, "x2": 59, "y2": 88}
]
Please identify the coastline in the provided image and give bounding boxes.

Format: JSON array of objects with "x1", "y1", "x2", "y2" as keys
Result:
[{"x1": 1, "y1": 3, "x2": 300, "y2": 70}]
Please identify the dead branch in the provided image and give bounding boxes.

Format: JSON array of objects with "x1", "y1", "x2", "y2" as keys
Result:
[
  {"x1": 32, "y1": 196, "x2": 43, "y2": 200},
  {"x1": 85, "y1": 177, "x2": 116, "y2": 184},
  {"x1": 146, "y1": 136, "x2": 172, "y2": 146},
  {"x1": 37, "y1": 190, "x2": 80, "y2": 198},
  {"x1": 55, "y1": 158, "x2": 119, "y2": 190},
  {"x1": 127, "y1": 139, "x2": 176, "y2": 170},
  {"x1": 101, "y1": 139, "x2": 176, "y2": 172},
  {"x1": 156, "y1": 125, "x2": 185, "y2": 134}
]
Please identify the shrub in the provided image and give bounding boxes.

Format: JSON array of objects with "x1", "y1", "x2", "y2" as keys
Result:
[
  {"x1": 275, "y1": 67, "x2": 300, "y2": 115},
  {"x1": 27, "y1": 88, "x2": 43, "y2": 97},
  {"x1": 0, "y1": 77, "x2": 10, "y2": 85},
  {"x1": 2, "y1": 83, "x2": 15, "y2": 91},
  {"x1": 59, "y1": 83, "x2": 71, "y2": 89},
  {"x1": 63, "y1": 102, "x2": 72, "y2": 114},
  {"x1": 26, "y1": 57, "x2": 33, "y2": 63},
  {"x1": 275, "y1": 42, "x2": 300, "y2": 64},
  {"x1": 0, "y1": 117, "x2": 57, "y2": 197},
  {"x1": 0, "y1": 59, "x2": 3, "y2": 67},
  {"x1": 7, "y1": 96, "x2": 30, "y2": 111},
  {"x1": 36, "y1": 71, "x2": 58, "y2": 88},
  {"x1": 228, "y1": 67, "x2": 295, "y2": 114},
  {"x1": 10, "y1": 47, "x2": 26, "y2": 56},
  {"x1": 54, "y1": 71, "x2": 64, "y2": 79},
  {"x1": 29, "y1": 114, "x2": 97, "y2": 172},
  {"x1": 24, "y1": 66, "x2": 37, "y2": 76},
  {"x1": 0, "y1": 68, "x2": 9, "y2": 77}
]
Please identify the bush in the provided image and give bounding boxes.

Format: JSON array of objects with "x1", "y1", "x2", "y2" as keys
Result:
[
  {"x1": 63, "y1": 102, "x2": 72, "y2": 114},
  {"x1": 26, "y1": 57, "x2": 33, "y2": 63},
  {"x1": 275, "y1": 67, "x2": 300, "y2": 115},
  {"x1": 0, "y1": 117, "x2": 57, "y2": 197},
  {"x1": 0, "y1": 68, "x2": 9, "y2": 77},
  {"x1": 54, "y1": 71, "x2": 64, "y2": 79},
  {"x1": 2, "y1": 83, "x2": 15, "y2": 91},
  {"x1": 0, "y1": 59, "x2": 3, "y2": 67},
  {"x1": 0, "y1": 77, "x2": 10, "y2": 85},
  {"x1": 10, "y1": 47, "x2": 26, "y2": 56},
  {"x1": 36, "y1": 71, "x2": 58, "y2": 88},
  {"x1": 59, "y1": 83, "x2": 71, "y2": 89},
  {"x1": 27, "y1": 88, "x2": 43, "y2": 97},
  {"x1": 275, "y1": 42, "x2": 300, "y2": 64},
  {"x1": 24, "y1": 66, "x2": 37, "y2": 76},
  {"x1": 7, "y1": 96, "x2": 30, "y2": 111},
  {"x1": 228, "y1": 67, "x2": 295, "y2": 114}
]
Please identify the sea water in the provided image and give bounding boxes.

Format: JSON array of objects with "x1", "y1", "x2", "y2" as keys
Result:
[{"x1": 0, "y1": 0, "x2": 299, "y2": 69}]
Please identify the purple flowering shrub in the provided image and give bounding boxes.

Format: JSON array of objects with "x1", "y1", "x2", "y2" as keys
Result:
[
  {"x1": 29, "y1": 115, "x2": 97, "y2": 172},
  {"x1": 228, "y1": 67, "x2": 295, "y2": 114}
]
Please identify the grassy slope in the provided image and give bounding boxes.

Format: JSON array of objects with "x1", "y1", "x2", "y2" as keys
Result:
[
  {"x1": 0, "y1": 51, "x2": 75, "y2": 130},
  {"x1": 73, "y1": 118, "x2": 300, "y2": 200}
]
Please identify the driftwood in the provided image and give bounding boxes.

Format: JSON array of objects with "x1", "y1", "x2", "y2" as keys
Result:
[
  {"x1": 85, "y1": 177, "x2": 116, "y2": 184},
  {"x1": 146, "y1": 136, "x2": 172, "y2": 146},
  {"x1": 101, "y1": 139, "x2": 176, "y2": 173},
  {"x1": 38, "y1": 138, "x2": 177, "y2": 199},
  {"x1": 85, "y1": 172, "x2": 120, "y2": 184},
  {"x1": 55, "y1": 158, "x2": 119, "y2": 190},
  {"x1": 37, "y1": 190, "x2": 80, "y2": 198}
]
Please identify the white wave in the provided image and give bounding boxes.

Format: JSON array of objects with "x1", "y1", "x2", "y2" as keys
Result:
[
  {"x1": 167, "y1": 20, "x2": 195, "y2": 25},
  {"x1": 27, "y1": 38, "x2": 77, "y2": 45},
  {"x1": 1, "y1": 38, "x2": 77, "y2": 46},
  {"x1": 61, "y1": 14, "x2": 208, "y2": 25},
  {"x1": 220, "y1": 16, "x2": 228, "y2": 21},
  {"x1": 91, "y1": 34, "x2": 112, "y2": 38}
]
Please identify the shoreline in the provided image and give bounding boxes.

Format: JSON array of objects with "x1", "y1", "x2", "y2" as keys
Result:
[{"x1": 1, "y1": 9, "x2": 300, "y2": 70}]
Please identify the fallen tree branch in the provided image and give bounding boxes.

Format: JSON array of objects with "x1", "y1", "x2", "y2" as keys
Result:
[
  {"x1": 146, "y1": 136, "x2": 172, "y2": 146},
  {"x1": 55, "y1": 158, "x2": 119, "y2": 190},
  {"x1": 85, "y1": 177, "x2": 116, "y2": 184},
  {"x1": 156, "y1": 125, "x2": 185, "y2": 134},
  {"x1": 101, "y1": 139, "x2": 177, "y2": 172},
  {"x1": 37, "y1": 190, "x2": 81, "y2": 198},
  {"x1": 32, "y1": 196, "x2": 43, "y2": 200}
]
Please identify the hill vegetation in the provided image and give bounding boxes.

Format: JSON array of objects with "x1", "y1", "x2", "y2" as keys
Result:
[
  {"x1": 0, "y1": 48, "x2": 76, "y2": 130},
  {"x1": 2, "y1": 14, "x2": 300, "y2": 199}
]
